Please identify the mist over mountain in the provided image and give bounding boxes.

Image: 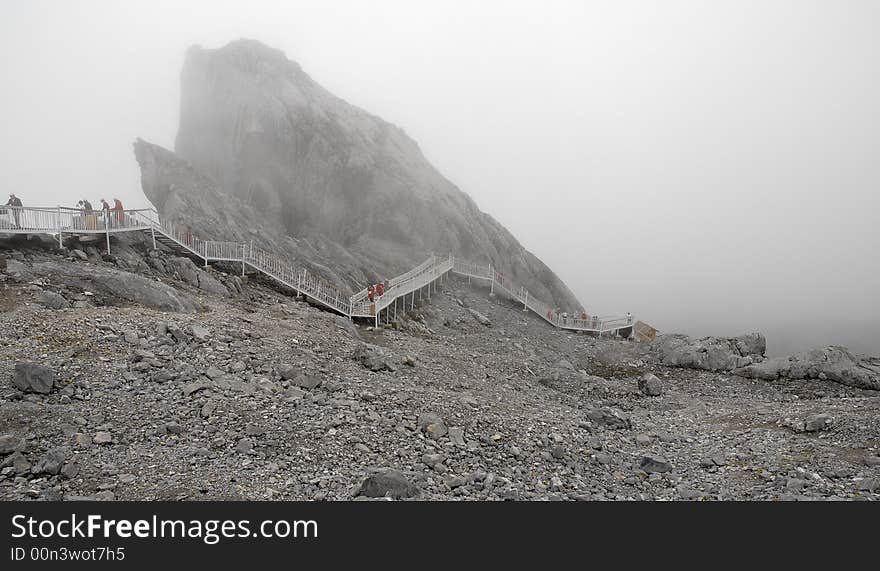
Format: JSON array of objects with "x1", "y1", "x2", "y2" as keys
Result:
[{"x1": 156, "y1": 39, "x2": 581, "y2": 306}]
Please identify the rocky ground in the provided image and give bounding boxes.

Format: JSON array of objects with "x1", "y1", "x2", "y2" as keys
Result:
[{"x1": 1, "y1": 235, "x2": 878, "y2": 501}]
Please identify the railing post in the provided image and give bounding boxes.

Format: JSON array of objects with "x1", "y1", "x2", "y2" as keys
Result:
[
  {"x1": 150, "y1": 225, "x2": 157, "y2": 249},
  {"x1": 104, "y1": 211, "x2": 111, "y2": 254},
  {"x1": 56, "y1": 206, "x2": 62, "y2": 248}
]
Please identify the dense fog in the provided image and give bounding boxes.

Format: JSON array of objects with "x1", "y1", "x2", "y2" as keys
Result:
[{"x1": 2, "y1": 0, "x2": 877, "y2": 355}]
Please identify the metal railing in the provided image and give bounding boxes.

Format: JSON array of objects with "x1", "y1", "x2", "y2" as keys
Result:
[
  {"x1": 449, "y1": 255, "x2": 633, "y2": 333},
  {"x1": 350, "y1": 253, "x2": 437, "y2": 306},
  {"x1": 0, "y1": 206, "x2": 154, "y2": 234},
  {"x1": 2, "y1": 204, "x2": 633, "y2": 330}
]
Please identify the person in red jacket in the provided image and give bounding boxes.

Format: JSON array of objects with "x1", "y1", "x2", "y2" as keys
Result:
[
  {"x1": 367, "y1": 284, "x2": 375, "y2": 303},
  {"x1": 111, "y1": 197, "x2": 125, "y2": 227},
  {"x1": 376, "y1": 281, "x2": 385, "y2": 297}
]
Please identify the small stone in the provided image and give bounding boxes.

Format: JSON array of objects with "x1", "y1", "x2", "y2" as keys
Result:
[
  {"x1": 585, "y1": 407, "x2": 631, "y2": 430},
  {"x1": 294, "y1": 373, "x2": 322, "y2": 390},
  {"x1": 1, "y1": 452, "x2": 31, "y2": 475},
  {"x1": 426, "y1": 423, "x2": 448, "y2": 440},
  {"x1": 201, "y1": 400, "x2": 219, "y2": 418},
  {"x1": 183, "y1": 380, "x2": 210, "y2": 396},
  {"x1": 855, "y1": 478, "x2": 877, "y2": 492},
  {"x1": 468, "y1": 308, "x2": 491, "y2": 326},
  {"x1": 804, "y1": 414, "x2": 833, "y2": 432},
  {"x1": 550, "y1": 445, "x2": 565, "y2": 460},
  {"x1": 191, "y1": 325, "x2": 210, "y2": 341},
  {"x1": 635, "y1": 434, "x2": 652, "y2": 446},
  {"x1": 37, "y1": 290, "x2": 69, "y2": 310},
  {"x1": 205, "y1": 366, "x2": 225, "y2": 380},
  {"x1": 123, "y1": 330, "x2": 139, "y2": 345},
  {"x1": 32, "y1": 447, "x2": 69, "y2": 475},
  {"x1": 244, "y1": 424, "x2": 264, "y2": 437},
  {"x1": 640, "y1": 455, "x2": 672, "y2": 473},
  {"x1": 236, "y1": 438, "x2": 254, "y2": 454},
  {"x1": 94, "y1": 431, "x2": 113, "y2": 445},
  {"x1": 165, "y1": 422, "x2": 185, "y2": 435},
  {"x1": 13, "y1": 362, "x2": 55, "y2": 394},
  {"x1": 356, "y1": 469, "x2": 421, "y2": 499},
  {"x1": 448, "y1": 427, "x2": 466, "y2": 446},
  {"x1": 638, "y1": 373, "x2": 663, "y2": 396},
  {"x1": 73, "y1": 433, "x2": 92, "y2": 446},
  {"x1": 0, "y1": 434, "x2": 24, "y2": 454},
  {"x1": 61, "y1": 462, "x2": 80, "y2": 479},
  {"x1": 422, "y1": 453, "x2": 444, "y2": 467}
]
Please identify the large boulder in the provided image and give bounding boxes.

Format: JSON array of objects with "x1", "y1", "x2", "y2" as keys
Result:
[
  {"x1": 651, "y1": 333, "x2": 766, "y2": 372},
  {"x1": 165, "y1": 257, "x2": 229, "y2": 297},
  {"x1": 36, "y1": 290, "x2": 69, "y2": 310},
  {"x1": 13, "y1": 362, "x2": 55, "y2": 394},
  {"x1": 354, "y1": 344, "x2": 397, "y2": 372},
  {"x1": 356, "y1": 469, "x2": 421, "y2": 499},
  {"x1": 29, "y1": 261, "x2": 200, "y2": 313},
  {"x1": 734, "y1": 346, "x2": 880, "y2": 390},
  {"x1": 638, "y1": 373, "x2": 664, "y2": 396}
]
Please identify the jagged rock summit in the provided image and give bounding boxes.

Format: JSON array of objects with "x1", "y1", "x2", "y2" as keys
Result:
[{"x1": 138, "y1": 38, "x2": 581, "y2": 307}]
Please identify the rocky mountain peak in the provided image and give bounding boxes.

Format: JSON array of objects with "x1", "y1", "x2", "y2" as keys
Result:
[{"x1": 145, "y1": 39, "x2": 583, "y2": 309}]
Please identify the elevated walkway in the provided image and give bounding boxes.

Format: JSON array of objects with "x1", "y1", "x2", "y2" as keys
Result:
[{"x1": 0, "y1": 205, "x2": 634, "y2": 334}]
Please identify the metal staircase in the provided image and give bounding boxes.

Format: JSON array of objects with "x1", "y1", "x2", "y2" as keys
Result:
[{"x1": 1, "y1": 205, "x2": 634, "y2": 334}]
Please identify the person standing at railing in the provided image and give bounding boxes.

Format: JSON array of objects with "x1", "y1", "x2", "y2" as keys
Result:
[
  {"x1": 376, "y1": 281, "x2": 385, "y2": 298},
  {"x1": 112, "y1": 198, "x2": 125, "y2": 227},
  {"x1": 5, "y1": 194, "x2": 22, "y2": 228},
  {"x1": 368, "y1": 284, "x2": 375, "y2": 303},
  {"x1": 100, "y1": 198, "x2": 111, "y2": 229},
  {"x1": 77, "y1": 199, "x2": 96, "y2": 230},
  {"x1": 626, "y1": 312, "x2": 632, "y2": 324}
]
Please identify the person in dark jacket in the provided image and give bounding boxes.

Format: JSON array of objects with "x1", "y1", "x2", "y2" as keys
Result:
[{"x1": 5, "y1": 193, "x2": 22, "y2": 228}]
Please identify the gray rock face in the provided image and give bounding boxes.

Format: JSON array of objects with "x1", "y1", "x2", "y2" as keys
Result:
[
  {"x1": 29, "y1": 261, "x2": 200, "y2": 313},
  {"x1": 651, "y1": 333, "x2": 766, "y2": 372},
  {"x1": 356, "y1": 469, "x2": 421, "y2": 499},
  {"x1": 137, "y1": 39, "x2": 582, "y2": 310},
  {"x1": 13, "y1": 362, "x2": 55, "y2": 394},
  {"x1": 734, "y1": 346, "x2": 880, "y2": 390},
  {"x1": 165, "y1": 257, "x2": 229, "y2": 297}
]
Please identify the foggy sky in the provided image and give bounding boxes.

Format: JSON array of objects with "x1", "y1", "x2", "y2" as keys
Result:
[{"x1": 2, "y1": 0, "x2": 878, "y2": 355}]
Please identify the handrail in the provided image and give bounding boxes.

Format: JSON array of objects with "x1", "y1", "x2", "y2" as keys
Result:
[{"x1": 1, "y1": 205, "x2": 634, "y2": 331}]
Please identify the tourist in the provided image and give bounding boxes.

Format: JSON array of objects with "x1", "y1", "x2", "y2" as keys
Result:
[{"x1": 5, "y1": 193, "x2": 22, "y2": 228}]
